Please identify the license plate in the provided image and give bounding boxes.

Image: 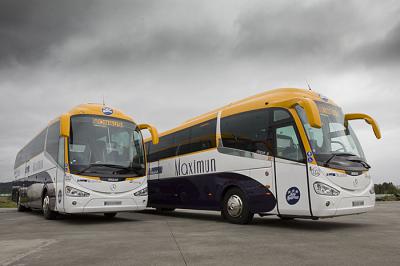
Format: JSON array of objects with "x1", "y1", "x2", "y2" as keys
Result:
[
  {"x1": 104, "y1": 201, "x2": 122, "y2": 206},
  {"x1": 352, "y1": 200, "x2": 364, "y2": 207}
]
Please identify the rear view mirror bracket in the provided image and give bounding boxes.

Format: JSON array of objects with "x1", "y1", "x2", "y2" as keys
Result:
[
  {"x1": 344, "y1": 113, "x2": 381, "y2": 139},
  {"x1": 271, "y1": 97, "x2": 322, "y2": 128},
  {"x1": 138, "y1": 124, "x2": 159, "y2": 144}
]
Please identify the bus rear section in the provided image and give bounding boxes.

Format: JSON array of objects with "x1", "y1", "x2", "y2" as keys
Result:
[{"x1": 12, "y1": 104, "x2": 158, "y2": 219}]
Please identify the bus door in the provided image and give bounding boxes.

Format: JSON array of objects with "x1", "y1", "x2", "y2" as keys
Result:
[
  {"x1": 272, "y1": 110, "x2": 311, "y2": 217},
  {"x1": 55, "y1": 137, "x2": 65, "y2": 212}
]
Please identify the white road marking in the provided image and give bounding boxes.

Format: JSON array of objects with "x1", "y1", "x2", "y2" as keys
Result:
[{"x1": 0, "y1": 239, "x2": 57, "y2": 266}]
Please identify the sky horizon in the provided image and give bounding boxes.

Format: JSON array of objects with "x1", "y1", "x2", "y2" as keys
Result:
[{"x1": 0, "y1": 0, "x2": 399, "y2": 185}]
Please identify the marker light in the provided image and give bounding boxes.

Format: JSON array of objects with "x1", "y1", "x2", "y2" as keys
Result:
[
  {"x1": 134, "y1": 187, "x2": 148, "y2": 196},
  {"x1": 65, "y1": 186, "x2": 90, "y2": 197},
  {"x1": 313, "y1": 182, "x2": 340, "y2": 196}
]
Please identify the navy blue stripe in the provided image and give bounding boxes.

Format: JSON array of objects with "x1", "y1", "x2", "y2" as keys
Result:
[{"x1": 148, "y1": 172, "x2": 276, "y2": 213}]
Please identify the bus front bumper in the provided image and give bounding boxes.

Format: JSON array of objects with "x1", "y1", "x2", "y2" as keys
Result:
[
  {"x1": 63, "y1": 196, "x2": 148, "y2": 214},
  {"x1": 312, "y1": 195, "x2": 375, "y2": 218}
]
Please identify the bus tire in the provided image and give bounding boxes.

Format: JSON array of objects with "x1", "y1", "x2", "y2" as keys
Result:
[
  {"x1": 17, "y1": 192, "x2": 27, "y2": 212},
  {"x1": 104, "y1": 212, "x2": 117, "y2": 218},
  {"x1": 222, "y1": 188, "x2": 254, "y2": 224},
  {"x1": 42, "y1": 192, "x2": 57, "y2": 220}
]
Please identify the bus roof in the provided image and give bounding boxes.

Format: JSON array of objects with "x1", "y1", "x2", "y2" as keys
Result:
[
  {"x1": 55, "y1": 103, "x2": 135, "y2": 124},
  {"x1": 148, "y1": 88, "x2": 337, "y2": 140}
]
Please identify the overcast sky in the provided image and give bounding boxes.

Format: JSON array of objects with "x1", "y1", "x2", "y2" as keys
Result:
[{"x1": 0, "y1": 0, "x2": 399, "y2": 184}]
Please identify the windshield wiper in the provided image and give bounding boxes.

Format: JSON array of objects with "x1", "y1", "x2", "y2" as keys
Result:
[
  {"x1": 325, "y1": 152, "x2": 357, "y2": 166},
  {"x1": 324, "y1": 152, "x2": 370, "y2": 169},
  {"x1": 347, "y1": 158, "x2": 371, "y2": 169},
  {"x1": 77, "y1": 163, "x2": 129, "y2": 175}
]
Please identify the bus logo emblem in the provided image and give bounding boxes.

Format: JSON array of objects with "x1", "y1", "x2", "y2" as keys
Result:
[
  {"x1": 110, "y1": 184, "x2": 117, "y2": 191},
  {"x1": 102, "y1": 107, "x2": 113, "y2": 115},
  {"x1": 286, "y1": 187, "x2": 300, "y2": 205}
]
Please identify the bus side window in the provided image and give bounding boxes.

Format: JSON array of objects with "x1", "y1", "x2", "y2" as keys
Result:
[
  {"x1": 24, "y1": 129, "x2": 46, "y2": 163},
  {"x1": 221, "y1": 109, "x2": 272, "y2": 156},
  {"x1": 189, "y1": 119, "x2": 217, "y2": 153},
  {"x1": 46, "y1": 121, "x2": 60, "y2": 163},
  {"x1": 57, "y1": 137, "x2": 64, "y2": 167},
  {"x1": 275, "y1": 125, "x2": 304, "y2": 162},
  {"x1": 175, "y1": 128, "x2": 191, "y2": 155}
]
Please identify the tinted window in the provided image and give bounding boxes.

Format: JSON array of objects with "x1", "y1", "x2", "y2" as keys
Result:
[
  {"x1": 15, "y1": 129, "x2": 46, "y2": 168},
  {"x1": 26, "y1": 129, "x2": 46, "y2": 160},
  {"x1": 221, "y1": 109, "x2": 272, "y2": 155},
  {"x1": 32, "y1": 129, "x2": 46, "y2": 158},
  {"x1": 175, "y1": 128, "x2": 191, "y2": 155},
  {"x1": 147, "y1": 119, "x2": 217, "y2": 162},
  {"x1": 188, "y1": 120, "x2": 216, "y2": 153},
  {"x1": 146, "y1": 141, "x2": 156, "y2": 162},
  {"x1": 46, "y1": 121, "x2": 60, "y2": 162},
  {"x1": 14, "y1": 150, "x2": 24, "y2": 169},
  {"x1": 147, "y1": 134, "x2": 174, "y2": 162},
  {"x1": 273, "y1": 109, "x2": 291, "y2": 122},
  {"x1": 275, "y1": 125, "x2": 304, "y2": 162}
]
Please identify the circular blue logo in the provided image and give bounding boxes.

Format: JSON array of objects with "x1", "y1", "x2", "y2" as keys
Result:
[
  {"x1": 286, "y1": 187, "x2": 300, "y2": 205},
  {"x1": 102, "y1": 107, "x2": 113, "y2": 115}
]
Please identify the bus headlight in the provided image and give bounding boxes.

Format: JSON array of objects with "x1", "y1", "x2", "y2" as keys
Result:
[
  {"x1": 134, "y1": 187, "x2": 148, "y2": 196},
  {"x1": 313, "y1": 182, "x2": 340, "y2": 196},
  {"x1": 65, "y1": 186, "x2": 90, "y2": 197}
]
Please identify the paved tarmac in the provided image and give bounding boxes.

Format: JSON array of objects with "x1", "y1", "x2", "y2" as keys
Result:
[{"x1": 0, "y1": 202, "x2": 399, "y2": 266}]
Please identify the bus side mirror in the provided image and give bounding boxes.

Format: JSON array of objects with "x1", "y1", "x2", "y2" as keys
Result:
[
  {"x1": 60, "y1": 114, "x2": 70, "y2": 137},
  {"x1": 272, "y1": 97, "x2": 322, "y2": 128},
  {"x1": 138, "y1": 124, "x2": 159, "y2": 144},
  {"x1": 344, "y1": 113, "x2": 381, "y2": 139}
]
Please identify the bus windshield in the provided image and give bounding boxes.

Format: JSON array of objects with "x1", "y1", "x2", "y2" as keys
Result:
[
  {"x1": 68, "y1": 115, "x2": 145, "y2": 177},
  {"x1": 295, "y1": 101, "x2": 367, "y2": 169}
]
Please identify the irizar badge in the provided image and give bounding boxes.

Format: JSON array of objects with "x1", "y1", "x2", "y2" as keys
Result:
[{"x1": 102, "y1": 106, "x2": 113, "y2": 115}]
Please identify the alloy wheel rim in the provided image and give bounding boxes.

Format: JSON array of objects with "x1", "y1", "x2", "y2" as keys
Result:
[
  {"x1": 227, "y1": 195, "x2": 243, "y2": 217},
  {"x1": 43, "y1": 196, "x2": 49, "y2": 214}
]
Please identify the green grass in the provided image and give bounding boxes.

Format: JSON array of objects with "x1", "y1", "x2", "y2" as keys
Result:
[
  {"x1": 376, "y1": 194, "x2": 400, "y2": 201},
  {"x1": 0, "y1": 196, "x2": 17, "y2": 208}
]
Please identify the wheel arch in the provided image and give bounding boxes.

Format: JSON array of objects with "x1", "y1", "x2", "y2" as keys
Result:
[
  {"x1": 41, "y1": 184, "x2": 56, "y2": 211},
  {"x1": 219, "y1": 184, "x2": 245, "y2": 207}
]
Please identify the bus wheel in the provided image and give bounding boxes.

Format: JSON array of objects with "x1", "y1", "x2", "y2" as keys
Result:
[
  {"x1": 42, "y1": 193, "x2": 57, "y2": 220},
  {"x1": 17, "y1": 193, "x2": 27, "y2": 212},
  {"x1": 104, "y1": 212, "x2": 117, "y2": 218},
  {"x1": 222, "y1": 188, "x2": 253, "y2": 224}
]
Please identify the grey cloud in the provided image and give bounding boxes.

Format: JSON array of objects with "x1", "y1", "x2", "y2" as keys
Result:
[
  {"x1": 45, "y1": 1, "x2": 230, "y2": 69},
  {"x1": 353, "y1": 20, "x2": 400, "y2": 66},
  {"x1": 65, "y1": 24, "x2": 227, "y2": 68},
  {"x1": 0, "y1": 0, "x2": 96, "y2": 67},
  {"x1": 233, "y1": 1, "x2": 362, "y2": 61}
]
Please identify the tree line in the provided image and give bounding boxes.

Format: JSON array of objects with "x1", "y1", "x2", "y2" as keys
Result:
[{"x1": 374, "y1": 182, "x2": 400, "y2": 195}]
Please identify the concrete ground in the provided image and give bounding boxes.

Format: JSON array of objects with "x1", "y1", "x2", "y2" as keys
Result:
[{"x1": 0, "y1": 202, "x2": 399, "y2": 266}]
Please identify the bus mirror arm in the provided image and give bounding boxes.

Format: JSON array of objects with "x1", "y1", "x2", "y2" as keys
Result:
[
  {"x1": 60, "y1": 114, "x2": 70, "y2": 137},
  {"x1": 272, "y1": 97, "x2": 322, "y2": 128},
  {"x1": 344, "y1": 113, "x2": 381, "y2": 139},
  {"x1": 138, "y1": 124, "x2": 159, "y2": 144}
]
